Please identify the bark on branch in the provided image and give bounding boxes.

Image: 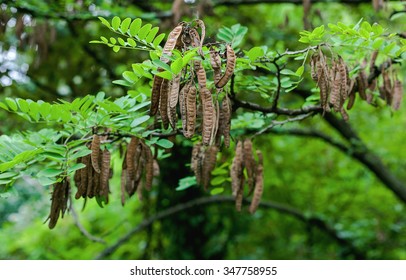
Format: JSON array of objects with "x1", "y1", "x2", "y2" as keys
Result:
[{"x1": 95, "y1": 195, "x2": 364, "y2": 259}]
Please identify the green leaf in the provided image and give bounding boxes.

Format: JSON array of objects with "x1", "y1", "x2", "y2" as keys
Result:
[
  {"x1": 0, "y1": 172, "x2": 18, "y2": 179},
  {"x1": 296, "y1": 65, "x2": 305, "y2": 76},
  {"x1": 211, "y1": 176, "x2": 226, "y2": 186},
  {"x1": 98, "y1": 17, "x2": 111, "y2": 28},
  {"x1": 100, "y1": 36, "x2": 108, "y2": 43},
  {"x1": 122, "y1": 71, "x2": 138, "y2": 83},
  {"x1": 152, "y1": 33, "x2": 166, "y2": 47},
  {"x1": 17, "y1": 99, "x2": 29, "y2": 113},
  {"x1": 38, "y1": 176, "x2": 57, "y2": 186},
  {"x1": 127, "y1": 38, "x2": 137, "y2": 47},
  {"x1": 112, "y1": 80, "x2": 133, "y2": 87},
  {"x1": 129, "y1": 18, "x2": 142, "y2": 37},
  {"x1": 0, "y1": 102, "x2": 8, "y2": 111},
  {"x1": 68, "y1": 163, "x2": 86, "y2": 174},
  {"x1": 120, "y1": 17, "x2": 132, "y2": 33},
  {"x1": 131, "y1": 115, "x2": 150, "y2": 127},
  {"x1": 118, "y1": 37, "x2": 126, "y2": 46},
  {"x1": 170, "y1": 57, "x2": 183, "y2": 74},
  {"x1": 156, "y1": 139, "x2": 174, "y2": 149},
  {"x1": 111, "y1": 16, "x2": 121, "y2": 31},
  {"x1": 112, "y1": 46, "x2": 120, "y2": 53},
  {"x1": 247, "y1": 46, "x2": 265, "y2": 61},
  {"x1": 176, "y1": 176, "x2": 196, "y2": 191},
  {"x1": 109, "y1": 37, "x2": 117, "y2": 44},
  {"x1": 138, "y1": 24, "x2": 152, "y2": 40},
  {"x1": 5, "y1": 98, "x2": 18, "y2": 111},
  {"x1": 146, "y1": 27, "x2": 159, "y2": 43},
  {"x1": 69, "y1": 148, "x2": 91, "y2": 161},
  {"x1": 155, "y1": 71, "x2": 173, "y2": 80},
  {"x1": 372, "y1": 38, "x2": 384, "y2": 49},
  {"x1": 210, "y1": 187, "x2": 224, "y2": 195},
  {"x1": 37, "y1": 168, "x2": 64, "y2": 178}
]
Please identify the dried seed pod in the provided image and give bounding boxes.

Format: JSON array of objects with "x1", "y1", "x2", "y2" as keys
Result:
[
  {"x1": 91, "y1": 134, "x2": 101, "y2": 173},
  {"x1": 346, "y1": 90, "x2": 356, "y2": 110},
  {"x1": 357, "y1": 70, "x2": 368, "y2": 100},
  {"x1": 79, "y1": 155, "x2": 90, "y2": 199},
  {"x1": 202, "y1": 145, "x2": 218, "y2": 190},
  {"x1": 382, "y1": 69, "x2": 393, "y2": 104},
  {"x1": 249, "y1": 151, "x2": 264, "y2": 214},
  {"x1": 194, "y1": 60, "x2": 207, "y2": 89},
  {"x1": 126, "y1": 137, "x2": 139, "y2": 181},
  {"x1": 100, "y1": 148, "x2": 111, "y2": 200},
  {"x1": 159, "y1": 79, "x2": 170, "y2": 129},
  {"x1": 143, "y1": 144, "x2": 154, "y2": 191},
  {"x1": 48, "y1": 178, "x2": 70, "y2": 229},
  {"x1": 340, "y1": 107, "x2": 349, "y2": 122},
  {"x1": 189, "y1": 27, "x2": 204, "y2": 58},
  {"x1": 338, "y1": 57, "x2": 349, "y2": 101},
  {"x1": 330, "y1": 65, "x2": 341, "y2": 112},
  {"x1": 231, "y1": 141, "x2": 244, "y2": 196},
  {"x1": 120, "y1": 169, "x2": 127, "y2": 206},
  {"x1": 201, "y1": 88, "x2": 215, "y2": 145},
  {"x1": 235, "y1": 183, "x2": 244, "y2": 212},
  {"x1": 318, "y1": 68, "x2": 330, "y2": 112},
  {"x1": 392, "y1": 79, "x2": 403, "y2": 111},
  {"x1": 168, "y1": 101, "x2": 178, "y2": 129},
  {"x1": 169, "y1": 73, "x2": 181, "y2": 108},
  {"x1": 194, "y1": 19, "x2": 206, "y2": 49},
  {"x1": 191, "y1": 142, "x2": 202, "y2": 173},
  {"x1": 150, "y1": 75, "x2": 163, "y2": 116},
  {"x1": 86, "y1": 155, "x2": 95, "y2": 198},
  {"x1": 310, "y1": 54, "x2": 319, "y2": 82},
  {"x1": 210, "y1": 48, "x2": 222, "y2": 84},
  {"x1": 369, "y1": 50, "x2": 378, "y2": 73},
  {"x1": 216, "y1": 45, "x2": 236, "y2": 88},
  {"x1": 221, "y1": 95, "x2": 232, "y2": 148},
  {"x1": 185, "y1": 85, "x2": 197, "y2": 138},
  {"x1": 161, "y1": 23, "x2": 184, "y2": 64},
  {"x1": 243, "y1": 139, "x2": 256, "y2": 195},
  {"x1": 179, "y1": 82, "x2": 190, "y2": 135}
]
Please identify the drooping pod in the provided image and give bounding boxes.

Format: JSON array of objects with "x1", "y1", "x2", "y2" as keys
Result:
[
  {"x1": 91, "y1": 134, "x2": 101, "y2": 173},
  {"x1": 249, "y1": 150, "x2": 264, "y2": 214},
  {"x1": 185, "y1": 85, "x2": 197, "y2": 138},
  {"x1": 200, "y1": 88, "x2": 215, "y2": 145},
  {"x1": 215, "y1": 45, "x2": 236, "y2": 88}
]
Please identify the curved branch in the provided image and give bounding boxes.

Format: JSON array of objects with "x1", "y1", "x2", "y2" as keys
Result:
[{"x1": 95, "y1": 195, "x2": 364, "y2": 260}]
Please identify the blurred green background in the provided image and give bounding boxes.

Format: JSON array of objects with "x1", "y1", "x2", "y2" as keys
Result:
[{"x1": 0, "y1": 0, "x2": 405, "y2": 259}]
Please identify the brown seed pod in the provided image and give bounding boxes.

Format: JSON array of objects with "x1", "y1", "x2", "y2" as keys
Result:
[
  {"x1": 340, "y1": 107, "x2": 349, "y2": 122},
  {"x1": 318, "y1": 68, "x2": 330, "y2": 112},
  {"x1": 221, "y1": 95, "x2": 232, "y2": 148},
  {"x1": 189, "y1": 27, "x2": 204, "y2": 58},
  {"x1": 200, "y1": 88, "x2": 215, "y2": 145},
  {"x1": 330, "y1": 64, "x2": 341, "y2": 112},
  {"x1": 392, "y1": 79, "x2": 403, "y2": 111},
  {"x1": 310, "y1": 54, "x2": 319, "y2": 82},
  {"x1": 191, "y1": 143, "x2": 204, "y2": 185},
  {"x1": 91, "y1": 134, "x2": 101, "y2": 173},
  {"x1": 231, "y1": 141, "x2": 244, "y2": 197},
  {"x1": 346, "y1": 90, "x2": 356, "y2": 110},
  {"x1": 143, "y1": 144, "x2": 154, "y2": 191},
  {"x1": 168, "y1": 101, "x2": 178, "y2": 129},
  {"x1": 179, "y1": 82, "x2": 190, "y2": 135},
  {"x1": 161, "y1": 23, "x2": 184, "y2": 64},
  {"x1": 153, "y1": 159, "x2": 160, "y2": 177},
  {"x1": 194, "y1": 19, "x2": 206, "y2": 49},
  {"x1": 202, "y1": 145, "x2": 218, "y2": 190},
  {"x1": 185, "y1": 85, "x2": 197, "y2": 138},
  {"x1": 150, "y1": 75, "x2": 163, "y2": 116},
  {"x1": 382, "y1": 69, "x2": 393, "y2": 104},
  {"x1": 194, "y1": 60, "x2": 207, "y2": 90},
  {"x1": 357, "y1": 70, "x2": 368, "y2": 100},
  {"x1": 100, "y1": 148, "x2": 111, "y2": 200},
  {"x1": 338, "y1": 57, "x2": 349, "y2": 101},
  {"x1": 210, "y1": 48, "x2": 222, "y2": 84},
  {"x1": 169, "y1": 73, "x2": 181, "y2": 108},
  {"x1": 78, "y1": 155, "x2": 90, "y2": 199},
  {"x1": 216, "y1": 45, "x2": 236, "y2": 88},
  {"x1": 235, "y1": 183, "x2": 244, "y2": 212},
  {"x1": 48, "y1": 178, "x2": 70, "y2": 229},
  {"x1": 243, "y1": 139, "x2": 256, "y2": 195},
  {"x1": 120, "y1": 169, "x2": 127, "y2": 206},
  {"x1": 159, "y1": 79, "x2": 170, "y2": 129},
  {"x1": 369, "y1": 50, "x2": 378, "y2": 74},
  {"x1": 126, "y1": 137, "x2": 139, "y2": 181},
  {"x1": 86, "y1": 154, "x2": 95, "y2": 198},
  {"x1": 249, "y1": 150, "x2": 264, "y2": 214}
]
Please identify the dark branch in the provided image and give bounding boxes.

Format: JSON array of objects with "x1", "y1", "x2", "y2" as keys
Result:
[
  {"x1": 214, "y1": 0, "x2": 371, "y2": 6},
  {"x1": 95, "y1": 195, "x2": 364, "y2": 259}
]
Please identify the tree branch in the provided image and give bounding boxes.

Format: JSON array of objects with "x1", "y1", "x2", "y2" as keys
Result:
[
  {"x1": 214, "y1": 0, "x2": 371, "y2": 6},
  {"x1": 95, "y1": 195, "x2": 364, "y2": 259}
]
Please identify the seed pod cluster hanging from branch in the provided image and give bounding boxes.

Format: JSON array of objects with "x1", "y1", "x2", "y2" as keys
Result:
[
  {"x1": 310, "y1": 49, "x2": 404, "y2": 120},
  {"x1": 230, "y1": 139, "x2": 264, "y2": 214},
  {"x1": 149, "y1": 20, "x2": 234, "y2": 147},
  {"x1": 121, "y1": 136, "x2": 156, "y2": 205},
  {"x1": 73, "y1": 134, "x2": 112, "y2": 206},
  {"x1": 190, "y1": 142, "x2": 219, "y2": 190},
  {"x1": 47, "y1": 178, "x2": 70, "y2": 229}
]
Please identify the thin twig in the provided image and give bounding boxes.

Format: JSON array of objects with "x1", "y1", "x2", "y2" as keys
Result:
[
  {"x1": 95, "y1": 195, "x2": 364, "y2": 259},
  {"x1": 253, "y1": 112, "x2": 315, "y2": 137},
  {"x1": 69, "y1": 196, "x2": 106, "y2": 244}
]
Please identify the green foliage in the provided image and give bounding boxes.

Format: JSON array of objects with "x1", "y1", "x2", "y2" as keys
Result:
[{"x1": 90, "y1": 16, "x2": 166, "y2": 52}]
